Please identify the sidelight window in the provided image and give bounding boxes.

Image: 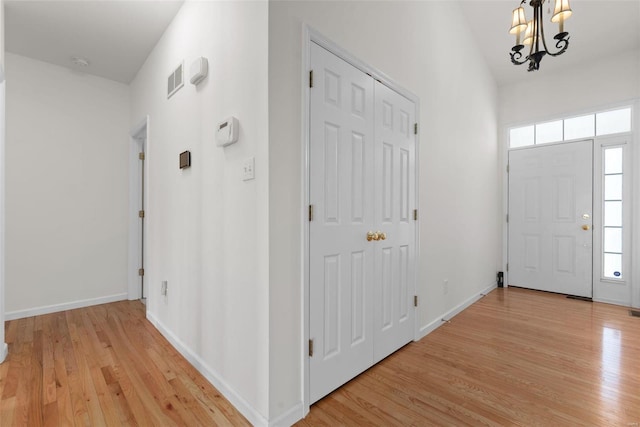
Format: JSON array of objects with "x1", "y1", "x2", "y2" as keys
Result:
[{"x1": 602, "y1": 146, "x2": 624, "y2": 279}]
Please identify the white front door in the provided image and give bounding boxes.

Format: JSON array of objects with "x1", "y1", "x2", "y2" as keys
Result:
[
  {"x1": 309, "y1": 43, "x2": 417, "y2": 403},
  {"x1": 309, "y1": 43, "x2": 376, "y2": 404},
  {"x1": 508, "y1": 140, "x2": 593, "y2": 298}
]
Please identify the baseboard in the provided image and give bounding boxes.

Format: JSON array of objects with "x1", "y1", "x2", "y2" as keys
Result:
[
  {"x1": 146, "y1": 312, "x2": 270, "y2": 427},
  {"x1": 418, "y1": 283, "x2": 497, "y2": 340},
  {"x1": 5, "y1": 293, "x2": 128, "y2": 321},
  {"x1": 0, "y1": 343, "x2": 7, "y2": 364},
  {"x1": 269, "y1": 401, "x2": 304, "y2": 427}
]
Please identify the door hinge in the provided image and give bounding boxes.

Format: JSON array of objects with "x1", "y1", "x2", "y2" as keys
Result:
[
  {"x1": 414, "y1": 295, "x2": 418, "y2": 307},
  {"x1": 308, "y1": 339, "x2": 314, "y2": 357},
  {"x1": 506, "y1": 263, "x2": 509, "y2": 272},
  {"x1": 506, "y1": 214, "x2": 509, "y2": 223},
  {"x1": 138, "y1": 268, "x2": 145, "y2": 277},
  {"x1": 506, "y1": 164, "x2": 509, "y2": 173},
  {"x1": 413, "y1": 209, "x2": 418, "y2": 221},
  {"x1": 139, "y1": 210, "x2": 145, "y2": 218},
  {"x1": 414, "y1": 123, "x2": 418, "y2": 135},
  {"x1": 139, "y1": 152, "x2": 145, "y2": 161},
  {"x1": 309, "y1": 70, "x2": 314, "y2": 88},
  {"x1": 309, "y1": 205, "x2": 313, "y2": 221}
]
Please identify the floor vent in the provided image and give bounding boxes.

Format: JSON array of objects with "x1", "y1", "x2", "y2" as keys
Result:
[
  {"x1": 630, "y1": 310, "x2": 640, "y2": 318},
  {"x1": 566, "y1": 295, "x2": 593, "y2": 302}
]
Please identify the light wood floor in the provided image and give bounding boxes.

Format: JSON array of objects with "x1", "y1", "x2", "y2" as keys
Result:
[
  {"x1": 0, "y1": 300, "x2": 250, "y2": 426},
  {"x1": 1, "y1": 288, "x2": 639, "y2": 426},
  {"x1": 298, "y1": 287, "x2": 640, "y2": 426}
]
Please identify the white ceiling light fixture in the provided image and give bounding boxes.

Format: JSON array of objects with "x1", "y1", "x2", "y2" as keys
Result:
[
  {"x1": 509, "y1": 0, "x2": 572, "y2": 72},
  {"x1": 71, "y1": 56, "x2": 90, "y2": 67}
]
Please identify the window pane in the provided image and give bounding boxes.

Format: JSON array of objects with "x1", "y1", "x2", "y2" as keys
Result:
[
  {"x1": 604, "y1": 201, "x2": 622, "y2": 227},
  {"x1": 604, "y1": 147, "x2": 623, "y2": 174},
  {"x1": 604, "y1": 227, "x2": 622, "y2": 253},
  {"x1": 535, "y1": 120, "x2": 563, "y2": 144},
  {"x1": 564, "y1": 114, "x2": 594, "y2": 140},
  {"x1": 510, "y1": 126, "x2": 534, "y2": 148},
  {"x1": 596, "y1": 108, "x2": 632, "y2": 136},
  {"x1": 603, "y1": 253, "x2": 622, "y2": 279},
  {"x1": 604, "y1": 175, "x2": 622, "y2": 200}
]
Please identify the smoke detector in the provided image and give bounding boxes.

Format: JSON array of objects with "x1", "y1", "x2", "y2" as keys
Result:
[{"x1": 71, "y1": 56, "x2": 90, "y2": 67}]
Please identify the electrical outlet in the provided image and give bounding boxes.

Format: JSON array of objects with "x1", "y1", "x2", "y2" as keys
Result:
[
  {"x1": 443, "y1": 279, "x2": 449, "y2": 295},
  {"x1": 243, "y1": 157, "x2": 255, "y2": 181},
  {"x1": 161, "y1": 280, "x2": 168, "y2": 296}
]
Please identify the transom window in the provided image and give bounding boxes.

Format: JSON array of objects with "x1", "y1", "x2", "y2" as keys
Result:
[{"x1": 509, "y1": 107, "x2": 632, "y2": 148}]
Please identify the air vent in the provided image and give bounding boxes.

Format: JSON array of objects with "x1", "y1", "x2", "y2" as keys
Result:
[
  {"x1": 167, "y1": 62, "x2": 184, "y2": 99},
  {"x1": 630, "y1": 310, "x2": 640, "y2": 318}
]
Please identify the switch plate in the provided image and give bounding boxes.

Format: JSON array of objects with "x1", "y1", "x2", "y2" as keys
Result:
[{"x1": 243, "y1": 157, "x2": 255, "y2": 181}]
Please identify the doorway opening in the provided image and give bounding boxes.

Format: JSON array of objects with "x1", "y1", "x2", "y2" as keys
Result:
[{"x1": 129, "y1": 117, "x2": 148, "y2": 301}]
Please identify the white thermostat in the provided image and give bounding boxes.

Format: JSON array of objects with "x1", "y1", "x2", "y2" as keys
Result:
[{"x1": 216, "y1": 117, "x2": 239, "y2": 147}]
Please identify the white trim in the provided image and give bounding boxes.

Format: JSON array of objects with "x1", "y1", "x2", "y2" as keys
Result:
[
  {"x1": 128, "y1": 116, "x2": 149, "y2": 300},
  {"x1": 146, "y1": 312, "x2": 269, "y2": 427},
  {"x1": 0, "y1": 343, "x2": 7, "y2": 364},
  {"x1": 301, "y1": 25, "x2": 421, "y2": 416},
  {"x1": 268, "y1": 401, "x2": 304, "y2": 427},
  {"x1": 418, "y1": 283, "x2": 497, "y2": 339},
  {"x1": 5, "y1": 293, "x2": 128, "y2": 321}
]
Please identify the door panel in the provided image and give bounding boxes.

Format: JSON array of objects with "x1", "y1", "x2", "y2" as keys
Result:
[
  {"x1": 508, "y1": 140, "x2": 593, "y2": 297},
  {"x1": 373, "y1": 81, "x2": 416, "y2": 363},
  {"x1": 309, "y1": 43, "x2": 375, "y2": 403}
]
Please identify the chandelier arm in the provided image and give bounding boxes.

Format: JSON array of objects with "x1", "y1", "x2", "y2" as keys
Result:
[
  {"x1": 538, "y1": 1, "x2": 570, "y2": 57},
  {"x1": 546, "y1": 36, "x2": 570, "y2": 56}
]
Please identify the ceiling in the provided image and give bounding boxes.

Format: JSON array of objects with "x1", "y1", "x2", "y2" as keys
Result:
[
  {"x1": 4, "y1": 1, "x2": 639, "y2": 87},
  {"x1": 5, "y1": 0, "x2": 184, "y2": 84},
  {"x1": 459, "y1": 0, "x2": 640, "y2": 86}
]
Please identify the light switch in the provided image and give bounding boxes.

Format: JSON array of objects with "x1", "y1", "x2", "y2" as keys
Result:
[{"x1": 243, "y1": 157, "x2": 255, "y2": 181}]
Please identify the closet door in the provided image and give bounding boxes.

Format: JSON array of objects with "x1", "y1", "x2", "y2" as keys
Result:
[
  {"x1": 309, "y1": 42, "x2": 376, "y2": 403},
  {"x1": 308, "y1": 42, "x2": 417, "y2": 403},
  {"x1": 373, "y1": 82, "x2": 416, "y2": 363}
]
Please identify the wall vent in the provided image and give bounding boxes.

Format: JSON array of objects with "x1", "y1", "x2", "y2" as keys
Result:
[
  {"x1": 630, "y1": 309, "x2": 640, "y2": 318},
  {"x1": 167, "y1": 62, "x2": 184, "y2": 99}
]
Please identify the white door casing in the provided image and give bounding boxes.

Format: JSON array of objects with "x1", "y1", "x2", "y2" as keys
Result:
[
  {"x1": 508, "y1": 140, "x2": 593, "y2": 298},
  {"x1": 308, "y1": 42, "x2": 417, "y2": 403}
]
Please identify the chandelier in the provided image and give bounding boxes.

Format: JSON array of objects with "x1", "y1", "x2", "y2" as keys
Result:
[{"x1": 509, "y1": 0, "x2": 572, "y2": 71}]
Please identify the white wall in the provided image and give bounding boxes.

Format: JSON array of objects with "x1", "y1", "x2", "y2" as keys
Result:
[
  {"x1": 268, "y1": 1, "x2": 499, "y2": 421},
  {"x1": 4, "y1": 53, "x2": 130, "y2": 318},
  {"x1": 0, "y1": 0, "x2": 6, "y2": 363},
  {"x1": 129, "y1": 2, "x2": 270, "y2": 424},
  {"x1": 499, "y1": 50, "x2": 640, "y2": 308},
  {"x1": 499, "y1": 51, "x2": 640, "y2": 126}
]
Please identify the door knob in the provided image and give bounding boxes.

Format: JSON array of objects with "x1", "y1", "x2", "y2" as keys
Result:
[
  {"x1": 367, "y1": 231, "x2": 379, "y2": 241},
  {"x1": 582, "y1": 224, "x2": 591, "y2": 231},
  {"x1": 378, "y1": 232, "x2": 386, "y2": 240}
]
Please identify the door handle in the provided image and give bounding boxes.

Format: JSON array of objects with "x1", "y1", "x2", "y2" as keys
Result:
[
  {"x1": 377, "y1": 232, "x2": 386, "y2": 240},
  {"x1": 367, "y1": 231, "x2": 379, "y2": 241},
  {"x1": 582, "y1": 224, "x2": 591, "y2": 231}
]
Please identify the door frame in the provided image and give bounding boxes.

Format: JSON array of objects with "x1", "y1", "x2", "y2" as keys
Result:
[
  {"x1": 502, "y1": 100, "x2": 639, "y2": 308},
  {"x1": 128, "y1": 116, "x2": 149, "y2": 300},
  {"x1": 301, "y1": 26, "x2": 420, "y2": 414}
]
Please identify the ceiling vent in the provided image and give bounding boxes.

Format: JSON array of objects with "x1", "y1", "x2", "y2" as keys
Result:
[{"x1": 167, "y1": 62, "x2": 184, "y2": 99}]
